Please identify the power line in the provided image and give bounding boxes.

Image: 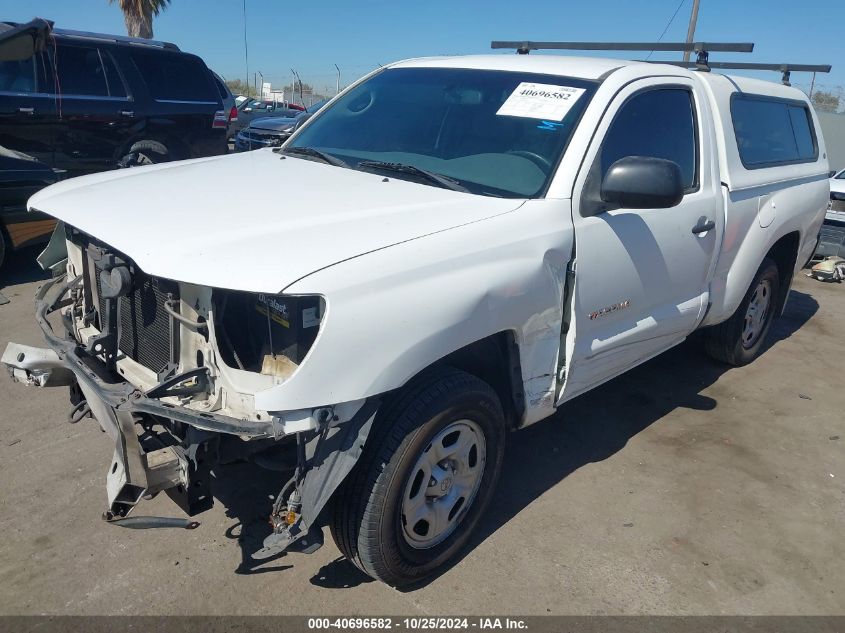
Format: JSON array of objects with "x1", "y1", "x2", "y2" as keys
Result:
[{"x1": 646, "y1": 0, "x2": 687, "y2": 61}]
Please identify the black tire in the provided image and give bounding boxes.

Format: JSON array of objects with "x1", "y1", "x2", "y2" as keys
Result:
[
  {"x1": 330, "y1": 367, "x2": 506, "y2": 586},
  {"x1": 118, "y1": 140, "x2": 170, "y2": 168},
  {"x1": 704, "y1": 257, "x2": 780, "y2": 366}
]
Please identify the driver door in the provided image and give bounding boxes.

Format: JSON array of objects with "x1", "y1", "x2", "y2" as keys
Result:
[{"x1": 559, "y1": 78, "x2": 723, "y2": 401}]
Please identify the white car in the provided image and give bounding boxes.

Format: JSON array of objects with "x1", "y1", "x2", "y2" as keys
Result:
[
  {"x1": 814, "y1": 168, "x2": 845, "y2": 259},
  {"x1": 3, "y1": 52, "x2": 829, "y2": 586},
  {"x1": 829, "y1": 168, "x2": 845, "y2": 219}
]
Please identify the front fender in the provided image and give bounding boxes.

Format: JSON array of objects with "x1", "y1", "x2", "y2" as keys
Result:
[{"x1": 253, "y1": 200, "x2": 574, "y2": 420}]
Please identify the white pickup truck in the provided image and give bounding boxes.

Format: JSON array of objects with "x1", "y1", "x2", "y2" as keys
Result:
[{"x1": 2, "y1": 52, "x2": 829, "y2": 586}]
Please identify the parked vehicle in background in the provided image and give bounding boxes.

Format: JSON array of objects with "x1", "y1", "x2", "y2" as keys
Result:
[
  {"x1": 2, "y1": 50, "x2": 829, "y2": 587},
  {"x1": 229, "y1": 98, "x2": 305, "y2": 136},
  {"x1": 211, "y1": 72, "x2": 238, "y2": 141},
  {"x1": 0, "y1": 19, "x2": 61, "y2": 268},
  {"x1": 0, "y1": 20, "x2": 227, "y2": 178},
  {"x1": 234, "y1": 98, "x2": 328, "y2": 151},
  {"x1": 0, "y1": 146, "x2": 59, "y2": 268},
  {"x1": 815, "y1": 168, "x2": 845, "y2": 258},
  {"x1": 830, "y1": 168, "x2": 845, "y2": 200}
]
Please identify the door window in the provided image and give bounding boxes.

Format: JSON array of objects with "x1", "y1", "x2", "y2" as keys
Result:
[
  {"x1": 0, "y1": 56, "x2": 36, "y2": 93},
  {"x1": 54, "y1": 44, "x2": 110, "y2": 97},
  {"x1": 599, "y1": 88, "x2": 698, "y2": 191},
  {"x1": 100, "y1": 51, "x2": 127, "y2": 98},
  {"x1": 130, "y1": 49, "x2": 217, "y2": 102},
  {"x1": 0, "y1": 52, "x2": 53, "y2": 94}
]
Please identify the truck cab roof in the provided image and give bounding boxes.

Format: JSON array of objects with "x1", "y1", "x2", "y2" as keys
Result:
[{"x1": 391, "y1": 54, "x2": 813, "y2": 101}]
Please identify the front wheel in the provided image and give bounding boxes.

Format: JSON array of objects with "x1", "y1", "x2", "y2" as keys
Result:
[
  {"x1": 330, "y1": 368, "x2": 506, "y2": 586},
  {"x1": 704, "y1": 257, "x2": 780, "y2": 366}
]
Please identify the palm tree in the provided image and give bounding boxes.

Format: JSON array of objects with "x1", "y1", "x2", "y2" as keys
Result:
[{"x1": 109, "y1": 0, "x2": 171, "y2": 39}]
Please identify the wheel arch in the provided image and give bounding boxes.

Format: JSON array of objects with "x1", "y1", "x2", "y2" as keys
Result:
[
  {"x1": 420, "y1": 330, "x2": 525, "y2": 430},
  {"x1": 704, "y1": 225, "x2": 803, "y2": 328},
  {"x1": 765, "y1": 230, "x2": 800, "y2": 315},
  {"x1": 112, "y1": 132, "x2": 189, "y2": 164}
]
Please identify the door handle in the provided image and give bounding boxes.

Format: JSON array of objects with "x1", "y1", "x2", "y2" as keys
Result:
[
  {"x1": 692, "y1": 219, "x2": 716, "y2": 235},
  {"x1": 18, "y1": 106, "x2": 35, "y2": 114},
  {"x1": 119, "y1": 110, "x2": 134, "y2": 117}
]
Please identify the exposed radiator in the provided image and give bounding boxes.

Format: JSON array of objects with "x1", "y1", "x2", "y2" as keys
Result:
[{"x1": 94, "y1": 261, "x2": 175, "y2": 376}]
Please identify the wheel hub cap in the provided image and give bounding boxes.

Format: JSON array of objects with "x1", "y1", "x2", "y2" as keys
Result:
[
  {"x1": 742, "y1": 278, "x2": 772, "y2": 349},
  {"x1": 401, "y1": 420, "x2": 487, "y2": 549}
]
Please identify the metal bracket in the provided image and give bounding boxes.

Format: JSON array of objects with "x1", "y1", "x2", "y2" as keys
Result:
[
  {"x1": 104, "y1": 515, "x2": 199, "y2": 530},
  {"x1": 145, "y1": 367, "x2": 210, "y2": 400},
  {"x1": 253, "y1": 522, "x2": 324, "y2": 559}
]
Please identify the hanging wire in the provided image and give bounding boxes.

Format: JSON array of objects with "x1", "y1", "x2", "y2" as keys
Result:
[{"x1": 646, "y1": 0, "x2": 688, "y2": 61}]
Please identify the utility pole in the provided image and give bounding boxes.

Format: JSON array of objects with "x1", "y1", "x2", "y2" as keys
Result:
[
  {"x1": 334, "y1": 64, "x2": 340, "y2": 95},
  {"x1": 257, "y1": 70, "x2": 264, "y2": 99},
  {"x1": 290, "y1": 68, "x2": 302, "y2": 105},
  {"x1": 290, "y1": 69, "x2": 296, "y2": 104},
  {"x1": 242, "y1": 0, "x2": 249, "y2": 95},
  {"x1": 253, "y1": 72, "x2": 257, "y2": 98},
  {"x1": 682, "y1": 0, "x2": 701, "y2": 63},
  {"x1": 809, "y1": 72, "x2": 817, "y2": 100}
]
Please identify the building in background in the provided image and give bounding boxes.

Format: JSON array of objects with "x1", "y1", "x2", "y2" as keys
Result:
[{"x1": 818, "y1": 112, "x2": 845, "y2": 172}]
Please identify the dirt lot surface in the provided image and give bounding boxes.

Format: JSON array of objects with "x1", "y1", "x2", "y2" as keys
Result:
[{"x1": 0, "y1": 247, "x2": 843, "y2": 615}]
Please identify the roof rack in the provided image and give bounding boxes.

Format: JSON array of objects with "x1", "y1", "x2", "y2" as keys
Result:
[
  {"x1": 645, "y1": 60, "x2": 832, "y2": 86},
  {"x1": 489, "y1": 41, "x2": 830, "y2": 87},
  {"x1": 52, "y1": 27, "x2": 180, "y2": 51},
  {"x1": 491, "y1": 40, "x2": 753, "y2": 67}
]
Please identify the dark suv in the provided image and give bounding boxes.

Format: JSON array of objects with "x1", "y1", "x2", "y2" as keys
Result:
[
  {"x1": 0, "y1": 22, "x2": 228, "y2": 177},
  {"x1": 0, "y1": 20, "x2": 229, "y2": 267}
]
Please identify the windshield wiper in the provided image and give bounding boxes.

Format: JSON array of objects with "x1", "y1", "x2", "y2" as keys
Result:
[
  {"x1": 278, "y1": 146, "x2": 347, "y2": 167},
  {"x1": 357, "y1": 160, "x2": 468, "y2": 193}
]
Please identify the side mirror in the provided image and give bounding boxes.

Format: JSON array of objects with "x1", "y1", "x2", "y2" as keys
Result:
[
  {"x1": 601, "y1": 156, "x2": 685, "y2": 209},
  {"x1": 829, "y1": 170, "x2": 837, "y2": 178}
]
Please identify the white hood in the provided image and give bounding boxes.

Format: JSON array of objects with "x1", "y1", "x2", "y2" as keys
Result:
[{"x1": 29, "y1": 149, "x2": 524, "y2": 292}]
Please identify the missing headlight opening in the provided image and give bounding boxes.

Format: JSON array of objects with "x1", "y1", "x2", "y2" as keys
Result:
[{"x1": 213, "y1": 290, "x2": 323, "y2": 378}]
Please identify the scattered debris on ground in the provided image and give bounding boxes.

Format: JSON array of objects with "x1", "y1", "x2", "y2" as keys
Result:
[{"x1": 807, "y1": 256, "x2": 845, "y2": 282}]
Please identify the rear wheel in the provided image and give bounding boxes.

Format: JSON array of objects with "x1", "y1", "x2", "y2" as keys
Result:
[
  {"x1": 704, "y1": 257, "x2": 780, "y2": 366},
  {"x1": 118, "y1": 140, "x2": 170, "y2": 168},
  {"x1": 330, "y1": 368, "x2": 506, "y2": 586}
]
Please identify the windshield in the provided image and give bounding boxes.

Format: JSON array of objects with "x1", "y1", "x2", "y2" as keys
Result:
[
  {"x1": 288, "y1": 67, "x2": 596, "y2": 197},
  {"x1": 837, "y1": 170, "x2": 845, "y2": 180}
]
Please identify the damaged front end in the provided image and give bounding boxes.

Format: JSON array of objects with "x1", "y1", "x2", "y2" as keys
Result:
[{"x1": 2, "y1": 226, "x2": 377, "y2": 557}]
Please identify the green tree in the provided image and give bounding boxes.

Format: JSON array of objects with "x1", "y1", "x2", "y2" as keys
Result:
[
  {"x1": 811, "y1": 89, "x2": 841, "y2": 113},
  {"x1": 225, "y1": 79, "x2": 255, "y2": 98},
  {"x1": 109, "y1": 0, "x2": 171, "y2": 39}
]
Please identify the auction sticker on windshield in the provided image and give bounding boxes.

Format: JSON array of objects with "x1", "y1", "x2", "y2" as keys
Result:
[{"x1": 497, "y1": 83, "x2": 586, "y2": 121}]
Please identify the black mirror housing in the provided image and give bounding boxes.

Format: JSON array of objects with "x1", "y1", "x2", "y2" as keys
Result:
[
  {"x1": 829, "y1": 170, "x2": 837, "y2": 178},
  {"x1": 601, "y1": 156, "x2": 685, "y2": 209}
]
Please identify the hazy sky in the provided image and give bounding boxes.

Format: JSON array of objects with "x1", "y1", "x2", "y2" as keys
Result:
[{"x1": 7, "y1": 0, "x2": 844, "y2": 97}]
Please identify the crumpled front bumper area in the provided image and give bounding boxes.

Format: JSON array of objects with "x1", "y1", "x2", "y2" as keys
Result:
[{"x1": 2, "y1": 276, "x2": 278, "y2": 519}]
